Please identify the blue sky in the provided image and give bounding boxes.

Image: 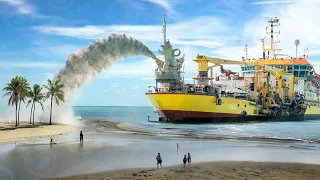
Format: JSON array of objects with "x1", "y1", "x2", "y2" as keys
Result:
[{"x1": 0, "y1": 0, "x2": 319, "y2": 108}]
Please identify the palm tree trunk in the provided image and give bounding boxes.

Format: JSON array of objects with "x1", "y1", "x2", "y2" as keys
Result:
[
  {"x1": 18, "y1": 99, "x2": 21, "y2": 125},
  {"x1": 29, "y1": 102, "x2": 34, "y2": 124},
  {"x1": 15, "y1": 101, "x2": 18, "y2": 127},
  {"x1": 33, "y1": 102, "x2": 36, "y2": 125},
  {"x1": 49, "y1": 95, "x2": 53, "y2": 125}
]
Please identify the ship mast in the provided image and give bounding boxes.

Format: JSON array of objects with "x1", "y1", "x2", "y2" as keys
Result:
[
  {"x1": 262, "y1": 17, "x2": 281, "y2": 59},
  {"x1": 245, "y1": 44, "x2": 248, "y2": 60},
  {"x1": 162, "y1": 14, "x2": 167, "y2": 46}
]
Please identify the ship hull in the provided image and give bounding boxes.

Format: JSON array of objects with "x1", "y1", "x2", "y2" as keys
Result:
[{"x1": 146, "y1": 93, "x2": 320, "y2": 123}]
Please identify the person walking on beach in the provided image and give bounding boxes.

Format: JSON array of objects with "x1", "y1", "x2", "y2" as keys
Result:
[
  {"x1": 183, "y1": 154, "x2": 187, "y2": 167},
  {"x1": 177, "y1": 143, "x2": 179, "y2": 153},
  {"x1": 187, "y1": 153, "x2": 191, "y2": 166},
  {"x1": 80, "y1": 131, "x2": 83, "y2": 143},
  {"x1": 156, "y1": 153, "x2": 162, "y2": 169}
]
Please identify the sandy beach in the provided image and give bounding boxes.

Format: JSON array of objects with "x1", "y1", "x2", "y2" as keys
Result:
[
  {"x1": 0, "y1": 121, "x2": 78, "y2": 143},
  {"x1": 1, "y1": 119, "x2": 320, "y2": 180},
  {"x1": 49, "y1": 161, "x2": 320, "y2": 180}
]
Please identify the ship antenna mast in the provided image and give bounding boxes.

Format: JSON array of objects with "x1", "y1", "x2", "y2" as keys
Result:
[
  {"x1": 162, "y1": 14, "x2": 167, "y2": 45},
  {"x1": 245, "y1": 44, "x2": 248, "y2": 60},
  {"x1": 265, "y1": 17, "x2": 281, "y2": 59}
]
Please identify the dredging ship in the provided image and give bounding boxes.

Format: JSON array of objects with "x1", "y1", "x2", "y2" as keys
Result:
[{"x1": 146, "y1": 15, "x2": 320, "y2": 123}]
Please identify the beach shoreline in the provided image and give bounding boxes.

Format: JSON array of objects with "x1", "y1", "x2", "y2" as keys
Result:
[
  {"x1": 48, "y1": 161, "x2": 320, "y2": 180},
  {"x1": 1, "y1": 119, "x2": 320, "y2": 180},
  {"x1": 0, "y1": 121, "x2": 79, "y2": 143}
]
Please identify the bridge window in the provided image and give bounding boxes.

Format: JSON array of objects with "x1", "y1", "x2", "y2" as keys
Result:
[
  {"x1": 294, "y1": 65, "x2": 299, "y2": 70},
  {"x1": 299, "y1": 71, "x2": 306, "y2": 77},
  {"x1": 300, "y1": 65, "x2": 307, "y2": 70},
  {"x1": 287, "y1": 65, "x2": 293, "y2": 73},
  {"x1": 294, "y1": 71, "x2": 299, "y2": 77}
]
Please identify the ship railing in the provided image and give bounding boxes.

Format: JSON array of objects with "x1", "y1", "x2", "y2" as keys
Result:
[{"x1": 192, "y1": 73, "x2": 215, "y2": 79}]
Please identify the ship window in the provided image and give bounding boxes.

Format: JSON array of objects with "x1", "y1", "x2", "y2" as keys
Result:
[
  {"x1": 294, "y1": 65, "x2": 299, "y2": 70},
  {"x1": 275, "y1": 65, "x2": 280, "y2": 68},
  {"x1": 241, "y1": 67, "x2": 245, "y2": 71},
  {"x1": 287, "y1": 65, "x2": 293, "y2": 73},
  {"x1": 300, "y1": 71, "x2": 306, "y2": 77},
  {"x1": 294, "y1": 71, "x2": 299, "y2": 77},
  {"x1": 245, "y1": 105, "x2": 246, "y2": 107},
  {"x1": 300, "y1": 65, "x2": 307, "y2": 70},
  {"x1": 238, "y1": 104, "x2": 239, "y2": 107}
]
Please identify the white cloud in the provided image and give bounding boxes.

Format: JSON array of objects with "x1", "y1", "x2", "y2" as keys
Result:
[
  {"x1": 143, "y1": 0, "x2": 181, "y2": 17},
  {"x1": 103, "y1": 90, "x2": 108, "y2": 92},
  {"x1": 0, "y1": 0, "x2": 34, "y2": 14},
  {"x1": 0, "y1": 0, "x2": 50, "y2": 18},
  {"x1": 144, "y1": 0, "x2": 171, "y2": 11},
  {"x1": 0, "y1": 61, "x2": 63, "y2": 68},
  {"x1": 32, "y1": 16, "x2": 227, "y2": 49},
  {"x1": 250, "y1": 0, "x2": 296, "y2": 5}
]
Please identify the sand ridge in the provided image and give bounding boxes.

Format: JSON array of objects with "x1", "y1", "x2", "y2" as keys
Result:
[{"x1": 0, "y1": 121, "x2": 78, "y2": 143}]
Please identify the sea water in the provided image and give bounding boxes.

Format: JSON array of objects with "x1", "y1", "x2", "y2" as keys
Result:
[{"x1": 73, "y1": 106, "x2": 320, "y2": 141}]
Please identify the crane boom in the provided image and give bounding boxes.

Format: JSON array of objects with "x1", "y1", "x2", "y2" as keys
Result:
[{"x1": 193, "y1": 54, "x2": 250, "y2": 72}]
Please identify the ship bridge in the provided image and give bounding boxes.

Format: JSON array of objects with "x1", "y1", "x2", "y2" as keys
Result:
[{"x1": 241, "y1": 58, "x2": 313, "y2": 78}]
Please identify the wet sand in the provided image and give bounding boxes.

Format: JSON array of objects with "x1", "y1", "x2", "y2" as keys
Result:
[
  {"x1": 0, "y1": 121, "x2": 78, "y2": 143},
  {"x1": 50, "y1": 161, "x2": 320, "y2": 180},
  {"x1": 1, "y1": 119, "x2": 320, "y2": 180}
]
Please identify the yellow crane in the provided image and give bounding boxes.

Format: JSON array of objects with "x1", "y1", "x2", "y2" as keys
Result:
[
  {"x1": 193, "y1": 54, "x2": 297, "y2": 101},
  {"x1": 193, "y1": 54, "x2": 249, "y2": 72}
]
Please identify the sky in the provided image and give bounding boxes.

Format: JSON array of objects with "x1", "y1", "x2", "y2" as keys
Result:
[{"x1": 0, "y1": 0, "x2": 320, "y2": 108}]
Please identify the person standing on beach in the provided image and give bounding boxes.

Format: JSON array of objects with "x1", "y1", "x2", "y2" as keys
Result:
[
  {"x1": 156, "y1": 153, "x2": 162, "y2": 168},
  {"x1": 183, "y1": 154, "x2": 187, "y2": 167},
  {"x1": 177, "y1": 143, "x2": 179, "y2": 153},
  {"x1": 187, "y1": 153, "x2": 191, "y2": 166},
  {"x1": 80, "y1": 131, "x2": 83, "y2": 143}
]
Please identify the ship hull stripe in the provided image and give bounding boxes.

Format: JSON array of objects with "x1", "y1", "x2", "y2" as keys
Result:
[{"x1": 158, "y1": 110, "x2": 242, "y2": 118}]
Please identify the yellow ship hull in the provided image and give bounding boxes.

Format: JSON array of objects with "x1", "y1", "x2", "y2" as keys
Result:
[{"x1": 146, "y1": 93, "x2": 320, "y2": 122}]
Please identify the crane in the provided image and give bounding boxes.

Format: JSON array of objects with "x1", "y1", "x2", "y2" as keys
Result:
[
  {"x1": 193, "y1": 54, "x2": 249, "y2": 72},
  {"x1": 193, "y1": 54, "x2": 297, "y2": 101}
]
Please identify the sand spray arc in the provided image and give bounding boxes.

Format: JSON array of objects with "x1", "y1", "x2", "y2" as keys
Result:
[{"x1": 40, "y1": 34, "x2": 157, "y2": 124}]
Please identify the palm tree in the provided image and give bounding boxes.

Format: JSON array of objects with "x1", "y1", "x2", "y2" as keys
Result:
[
  {"x1": 27, "y1": 84, "x2": 45, "y2": 125},
  {"x1": 43, "y1": 79, "x2": 65, "y2": 125},
  {"x1": 17, "y1": 76, "x2": 30, "y2": 125},
  {"x1": 2, "y1": 76, "x2": 21, "y2": 127}
]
